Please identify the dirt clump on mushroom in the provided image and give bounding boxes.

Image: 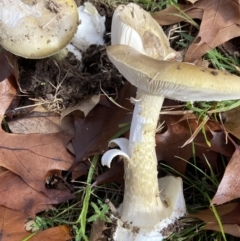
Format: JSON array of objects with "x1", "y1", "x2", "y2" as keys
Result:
[{"x1": 18, "y1": 45, "x2": 124, "y2": 112}]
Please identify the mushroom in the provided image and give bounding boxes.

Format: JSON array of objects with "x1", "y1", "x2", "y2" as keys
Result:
[
  {"x1": 101, "y1": 3, "x2": 186, "y2": 240},
  {"x1": 107, "y1": 45, "x2": 240, "y2": 102},
  {"x1": 101, "y1": 3, "x2": 240, "y2": 240},
  {"x1": 71, "y1": 2, "x2": 106, "y2": 52},
  {"x1": 0, "y1": 0, "x2": 78, "y2": 58},
  {"x1": 102, "y1": 44, "x2": 240, "y2": 240},
  {"x1": 111, "y1": 3, "x2": 176, "y2": 60}
]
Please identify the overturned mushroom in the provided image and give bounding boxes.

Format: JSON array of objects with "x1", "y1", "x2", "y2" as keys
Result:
[
  {"x1": 102, "y1": 44, "x2": 240, "y2": 240},
  {"x1": 0, "y1": 0, "x2": 78, "y2": 58}
]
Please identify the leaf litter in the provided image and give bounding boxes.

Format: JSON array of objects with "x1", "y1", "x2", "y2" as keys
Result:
[
  {"x1": 212, "y1": 136, "x2": 240, "y2": 205},
  {"x1": 0, "y1": 77, "x2": 75, "y2": 197},
  {"x1": 152, "y1": 0, "x2": 240, "y2": 63},
  {"x1": 1, "y1": 0, "x2": 240, "y2": 240},
  {"x1": 0, "y1": 170, "x2": 74, "y2": 216},
  {"x1": 8, "y1": 114, "x2": 75, "y2": 135},
  {"x1": 189, "y1": 203, "x2": 240, "y2": 238},
  {"x1": 0, "y1": 205, "x2": 71, "y2": 241}
]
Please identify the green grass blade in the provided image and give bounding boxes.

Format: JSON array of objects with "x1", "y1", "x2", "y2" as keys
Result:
[{"x1": 76, "y1": 155, "x2": 99, "y2": 240}]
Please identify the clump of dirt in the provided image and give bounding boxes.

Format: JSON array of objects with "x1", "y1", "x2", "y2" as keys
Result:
[{"x1": 18, "y1": 45, "x2": 124, "y2": 112}]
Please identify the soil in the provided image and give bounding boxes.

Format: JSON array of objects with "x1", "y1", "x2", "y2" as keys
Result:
[
  {"x1": 17, "y1": 1, "x2": 122, "y2": 112},
  {"x1": 18, "y1": 45, "x2": 123, "y2": 112}
]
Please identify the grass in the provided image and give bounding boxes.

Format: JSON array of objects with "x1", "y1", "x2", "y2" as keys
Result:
[
  {"x1": 28, "y1": 151, "x2": 238, "y2": 240},
  {"x1": 74, "y1": 155, "x2": 99, "y2": 241},
  {"x1": 24, "y1": 155, "x2": 123, "y2": 240}
]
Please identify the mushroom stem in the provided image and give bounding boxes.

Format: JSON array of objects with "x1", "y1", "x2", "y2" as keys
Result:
[{"x1": 120, "y1": 89, "x2": 165, "y2": 229}]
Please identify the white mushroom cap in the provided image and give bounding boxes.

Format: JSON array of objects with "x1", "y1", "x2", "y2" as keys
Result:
[
  {"x1": 107, "y1": 44, "x2": 240, "y2": 102},
  {"x1": 0, "y1": 0, "x2": 78, "y2": 58},
  {"x1": 111, "y1": 3, "x2": 174, "y2": 60}
]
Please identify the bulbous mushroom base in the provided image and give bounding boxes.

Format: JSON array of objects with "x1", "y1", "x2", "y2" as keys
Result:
[{"x1": 111, "y1": 176, "x2": 186, "y2": 241}]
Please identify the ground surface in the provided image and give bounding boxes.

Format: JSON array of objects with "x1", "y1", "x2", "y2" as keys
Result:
[{"x1": 17, "y1": 1, "x2": 122, "y2": 112}]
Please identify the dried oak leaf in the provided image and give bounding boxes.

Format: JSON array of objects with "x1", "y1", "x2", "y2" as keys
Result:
[
  {"x1": 0, "y1": 206, "x2": 71, "y2": 241},
  {"x1": 189, "y1": 203, "x2": 240, "y2": 237},
  {"x1": 0, "y1": 206, "x2": 30, "y2": 241},
  {"x1": 152, "y1": 4, "x2": 203, "y2": 26},
  {"x1": 0, "y1": 77, "x2": 74, "y2": 198},
  {"x1": 72, "y1": 82, "x2": 136, "y2": 163},
  {"x1": 0, "y1": 170, "x2": 74, "y2": 216},
  {"x1": 92, "y1": 160, "x2": 124, "y2": 186},
  {"x1": 156, "y1": 112, "x2": 232, "y2": 175},
  {"x1": 71, "y1": 83, "x2": 135, "y2": 180},
  {"x1": 8, "y1": 113, "x2": 75, "y2": 135},
  {"x1": 0, "y1": 207, "x2": 71, "y2": 241},
  {"x1": 212, "y1": 137, "x2": 240, "y2": 205},
  {"x1": 152, "y1": 0, "x2": 240, "y2": 62},
  {"x1": 0, "y1": 50, "x2": 13, "y2": 82},
  {"x1": 185, "y1": 0, "x2": 240, "y2": 62},
  {"x1": 223, "y1": 106, "x2": 240, "y2": 139},
  {"x1": 29, "y1": 225, "x2": 72, "y2": 241},
  {"x1": 195, "y1": 128, "x2": 234, "y2": 157},
  {"x1": 60, "y1": 95, "x2": 100, "y2": 120},
  {"x1": 89, "y1": 219, "x2": 109, "y2": 241}
]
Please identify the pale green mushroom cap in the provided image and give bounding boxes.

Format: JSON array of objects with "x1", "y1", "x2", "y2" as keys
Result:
[
  {"x1": 107, "y1": 45, "x2": 240, "y2": 102},
  {"x1": 0, "y1": 0, "x2": 79, "y2": 58}
]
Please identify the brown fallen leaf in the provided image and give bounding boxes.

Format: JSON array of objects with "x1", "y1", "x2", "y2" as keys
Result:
[
  {"x1": 72, "y1": 82, "x2": 135, "y2": 163},
  {"x1": 152, "y1": 0, "x2": 240, "y2": 62},
  {"x1": 0, "y1": 50, "x2": 13, "y2": 81},
  {"x1": 195, "y1": 129, "x2": 235, "y2": 157},
  {"x1": 0, "y1": 77, "x2": 74, "y2": 198},
  {"x1": 0, "y1": 209, "x2": 70, "y2": 241},
  {"x1": 71, "y1": 160, "x2": 90, "y2": 181},
  {"x1": 8, "y1": 113, "x2": 75, "y2": 135},
  {"x1": 189, "y1": 203, "x2": 240, "y2": 237},
  {"x1": 223, "y1": 106, "x2": 240, "y2": 139},
  {"x1": 0, "y1": 206, "x2": 30, "y2": 241},
  {"x1": 212, "y1": 137, "x2": 240, "y2": 205},
  {"x1": 0, "y1": 166, "x2": 6, "y2": 176},
  {"x1": 152, "y1": 4, "x2": 203, "y2": 27},
  {"x1": 0, "y1": 170, "x2": 74, "y2": 216},
  {"x1": 185, "y1": 0, "x2": 240, "y2": 62},
  {"x1": 92, "y1": 160, "x2": 124, "y2": 186},
  {"x1": 221, "y1": 202, "x2": 240, "y2": 224},
  {"x1": 89, "y1": 219, "x2": 109, "y2": 241},
  {"x1": 61, "y1": 95, "x2": 100, "y2": 120},
  {"x1": 29, "y1": 225, "x2": 72, "y2": 241},
  {"x1": 156, "y1": 112, "x2": 223, "y2": 175}
]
